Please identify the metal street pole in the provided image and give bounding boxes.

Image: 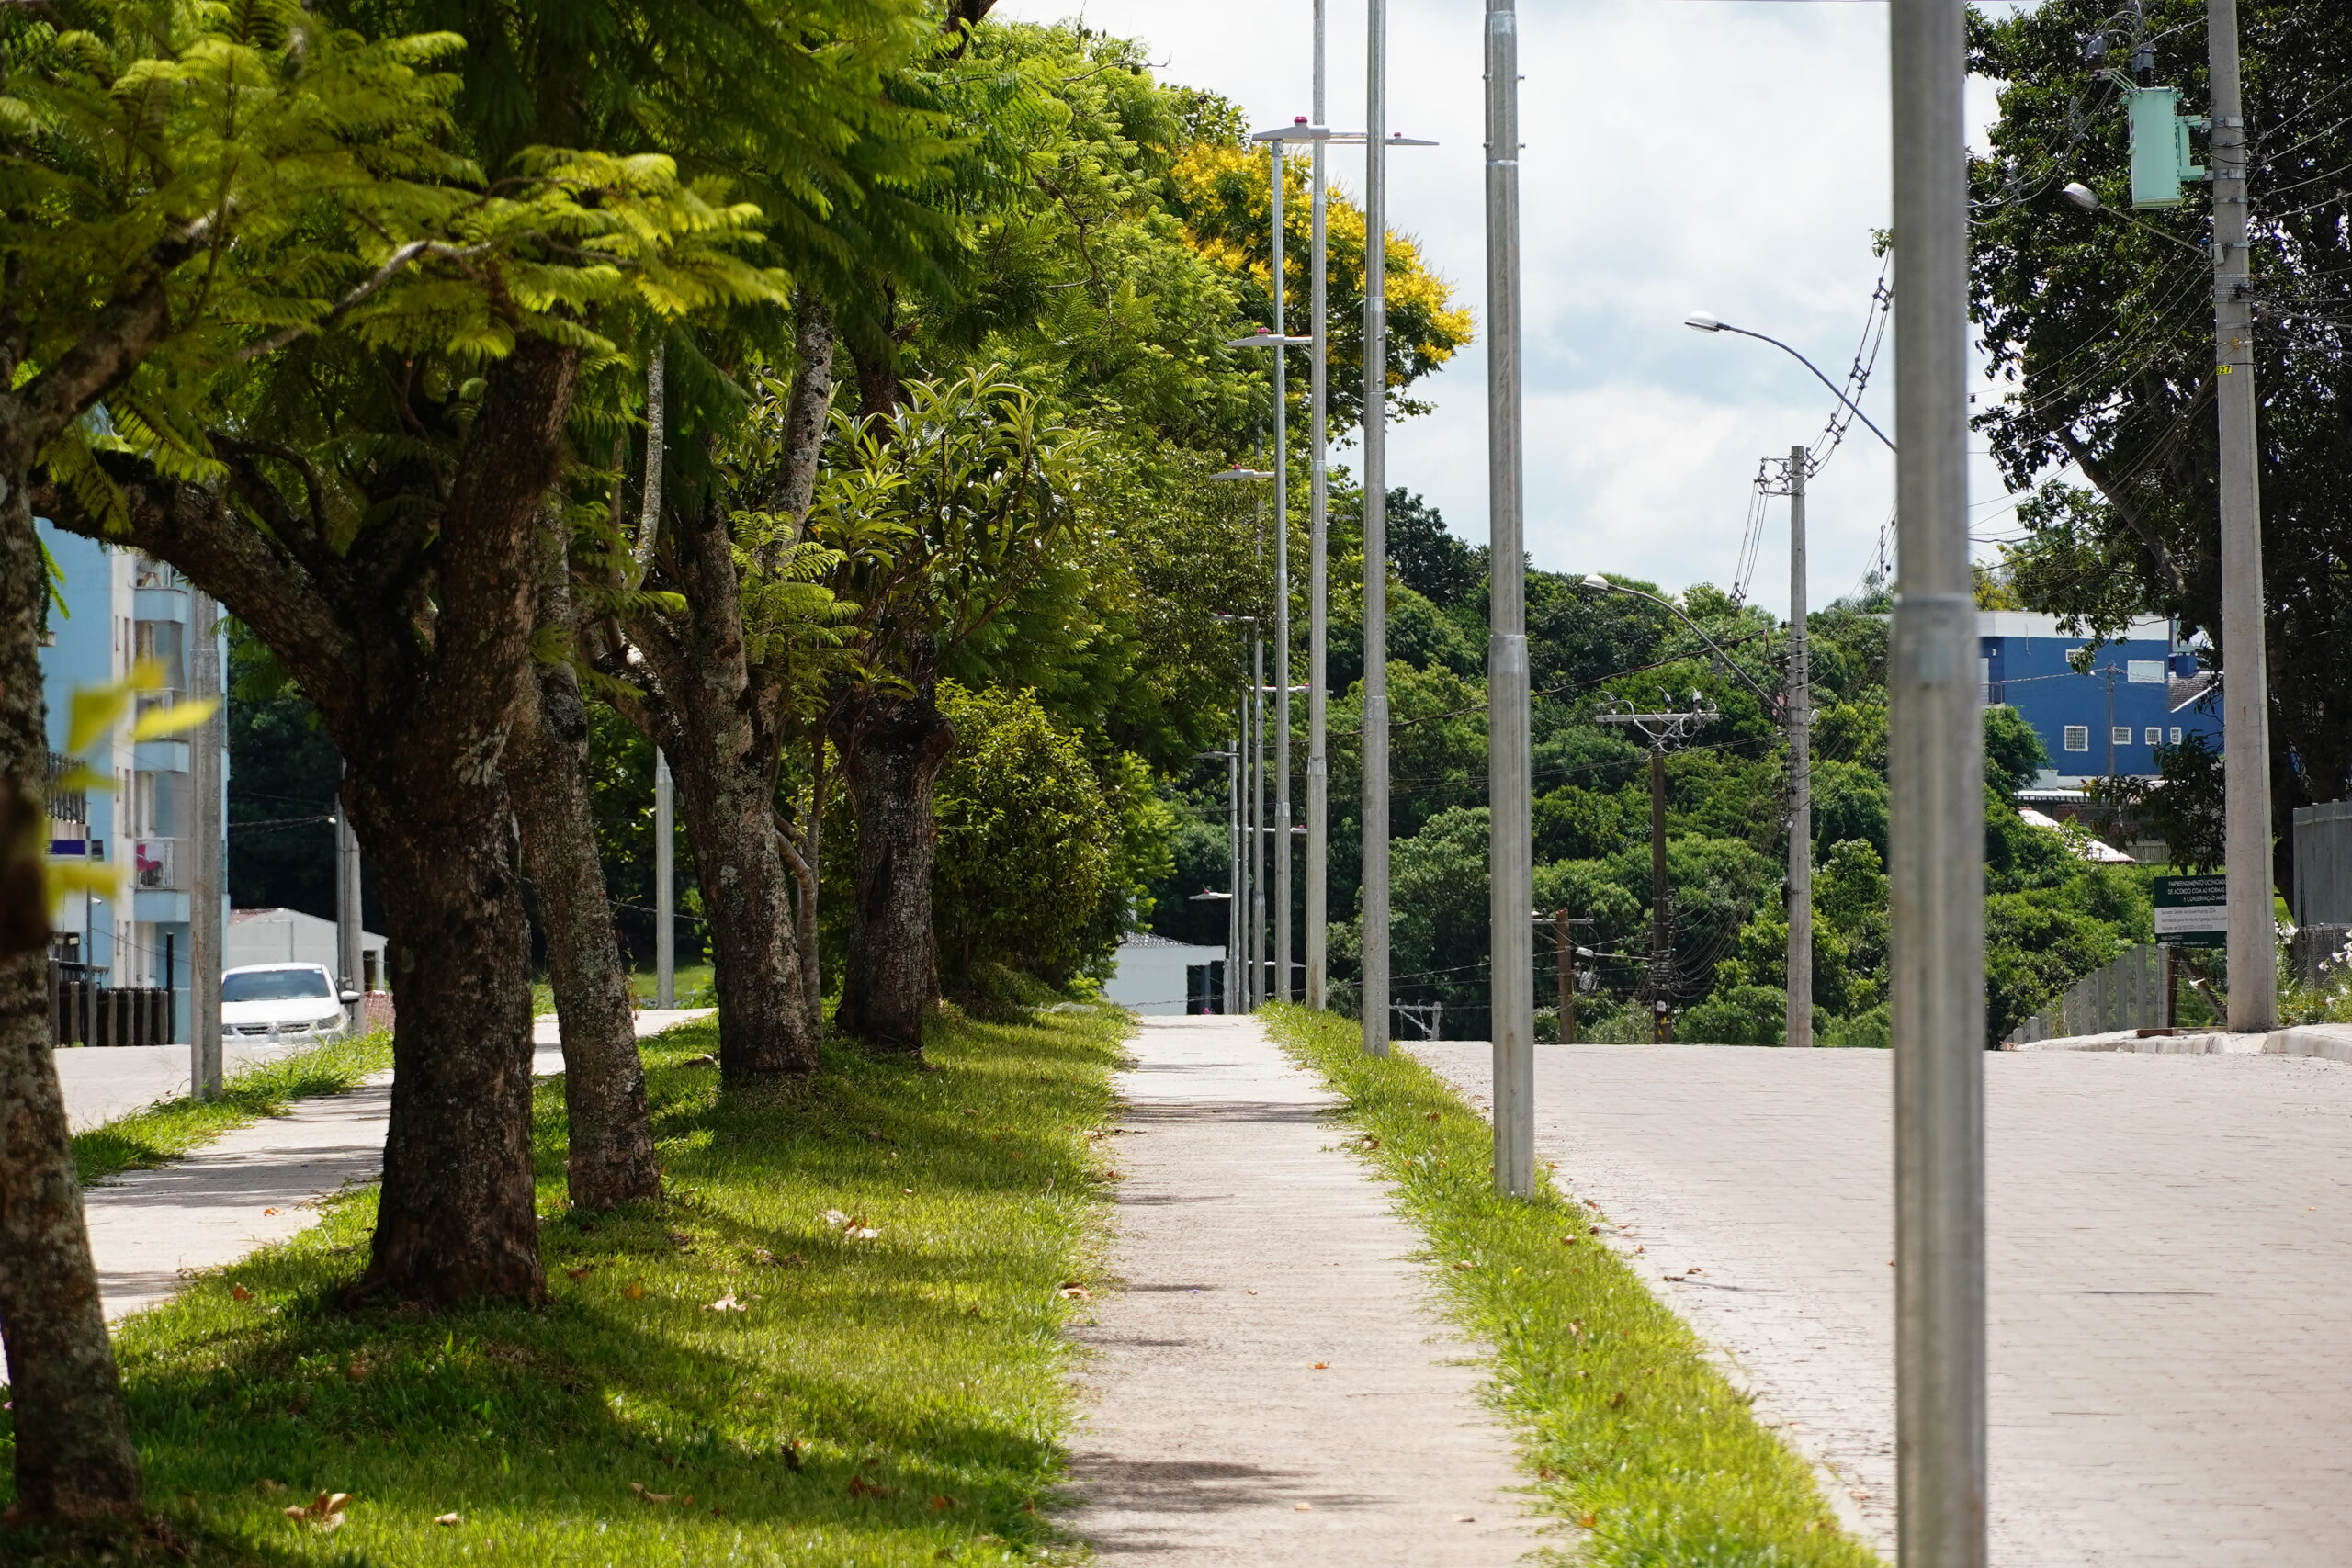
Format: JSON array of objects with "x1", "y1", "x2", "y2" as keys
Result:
[
  {"x1": 654, "y1": 748, "x2": 675, "y2": 1009},
  {"x1": 1787, "y1": 447, "x2": 1814, "y2": 1048},
  {"x1": 1307, "y1": 0, "x2": 1331, "y2": 1011},
  {"x1": 1272, "y1": 141, "x2": 1295, "y2": 1005},
  {"x1": 1484, "y1": 0, "x2": 1534, "y2": 1198},
  {"x1": 188, "y1": 591, "x2": 223, "y2": 1099},
  {"x1": 1227, "y1": 735, "x2": 1241, "y2": 1010},
  {"x1": 1648, "y1": 743, "x2": 1670, "y2": 1043},
  {"x1": 1362, "y1": 0, "x2": 1391, "y2": 1056},
  {"x1": 2210, "y1": 0, "x2": 2275, "y2": 1031},
  {"x1": 336, "y1": 760, "x2": 362, "y2": 1031},
  {"x1": 1251, "y1": 636, "x2": 1266, "y2": 1009},
  {"x1": 1889, "y1": 0, "x2": 1987, "y2": 1558},
  {"x1": 1554, "y1": 908, "x2": 1575, "y2": 1045}
]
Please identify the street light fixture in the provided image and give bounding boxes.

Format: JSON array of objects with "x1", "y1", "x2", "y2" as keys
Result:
[
  {"x1": 1684, "y1": 311, "x2": 1896, "y2": 454},
  {"x1": 2058, "y1": 178, "x2": 2212, "y2": 258}
]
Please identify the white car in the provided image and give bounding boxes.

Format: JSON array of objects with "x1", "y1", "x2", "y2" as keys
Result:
[{"x1": 220, "y1": 964, "x2": 360, "y2": 1044}]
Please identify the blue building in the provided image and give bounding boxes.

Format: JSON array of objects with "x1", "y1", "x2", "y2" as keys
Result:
[
  {"x1": 1978, "y1": 611, "x2": 2222, "y2": 787},
  {"x1": 38, "y1": 524, "x2": 229, "y2": 1038}
]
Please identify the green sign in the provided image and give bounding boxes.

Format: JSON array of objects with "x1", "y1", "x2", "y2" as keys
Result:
[{"x1": 2154, "y1": 874, "x2": 2228, "y2": 949}]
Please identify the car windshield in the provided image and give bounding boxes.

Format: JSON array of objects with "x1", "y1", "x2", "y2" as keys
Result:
[{"x1": 221, "y1": 969, "x2": 332, "y2": 1002}]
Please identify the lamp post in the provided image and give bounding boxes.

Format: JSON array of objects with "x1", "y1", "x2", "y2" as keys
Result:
[
  {"x1": 1484, "y1": 0, "x2": 1534, "y2": 1196},
  {"x1": 1210, "y1": 495, "x2": 1272, "y2": 1010},
  {"x1": 1685, "y1": 315, "x2": 1891, "y2": 1050}
]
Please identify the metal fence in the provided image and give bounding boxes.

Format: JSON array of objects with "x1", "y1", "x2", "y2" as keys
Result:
[
  {"x1": 49, "y1": 962, "x2": 174, "y2": 1047},
  {"x1": 2006, "y1": 942, "x2": 2167, "y2": 1044}
]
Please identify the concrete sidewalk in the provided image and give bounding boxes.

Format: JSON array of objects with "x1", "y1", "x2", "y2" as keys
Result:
[
  {"x1": 1415, "y1": 1041, "x2": 2352, "y2": 1568},
  {"x1": 85, "y1": 1010, "x2": 710, "y2": 1322},
  {"x1": 1062, "y1": 1014, "x2": 1537, "y2": 1565},
  {"x1": 58, "y1": 1042, "x2": 312, "y2": 1133}
]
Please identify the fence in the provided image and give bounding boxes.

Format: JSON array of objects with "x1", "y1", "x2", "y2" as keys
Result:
[
  {"x1": 2005, "y1": 942, "x2": 2171, "y2": 1044},
  {"x1": 49, "y1": 963, "x2": 174, "y2": 1047}
]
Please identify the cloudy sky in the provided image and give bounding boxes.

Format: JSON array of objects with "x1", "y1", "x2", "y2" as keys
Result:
[{"x1": 996, "y1": 0, "x2": 2032, "y2": 619}]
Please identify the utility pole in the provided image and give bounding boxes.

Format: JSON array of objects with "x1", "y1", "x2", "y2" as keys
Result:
[
  {"x1": 1786, "y1": 447, "x2": 1814, "y2": 1048},
  {"x1": 654, "y1": 748, "x2": 674, "y2": 1009},
  {"x1": 1484, "y1": 0, "x2": 1534, "y2": 1198},
  {"x1": 1889, "y1": 0, "x2": 1987, "y2": 1557},
  {"x1": 1250, "y1": 637, "x2": 1266, "y2": 1009},
  {"x1": 1597, "y1": 705, "x2": 1713, "y2": 1046},
  {"x1": 1361, "y1": 0, "x2": 1391, "y2": 1056},
  {"x1": 1227, "y1": 734, "x2": 1241, "y2": 1010},
  {"x1": 1550, "y1": 908, "x2": 1589, "y2": 1044},
  {"x1": 336, "y1": 759, "x2": 362, "y2": 1030},
  {"x1": 188, "y1": 590, "x2": 223, "y2": 1099},
  {"x1": 2210, "y1": 0, "x2": 2276, "y2": 1031},
  {"x1": 1307, "y1": 0, "x2": 1331, "y2": 1011}
]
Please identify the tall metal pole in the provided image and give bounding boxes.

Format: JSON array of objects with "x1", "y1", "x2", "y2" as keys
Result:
[
  {"x1": 1648, "y1": 744, "x2": 1670, "y2": 1044},
  {"x1": 1360, "y1": 0, "x2": 1391, "y2": 1056},
  {"x1": 1227, "y1": 736, "x2": 1241, "y2": 1010},
  {"x1": 1484, "y1": 0, "x2": 1533, "y2": 1198},
  {"x1": 1306, "y1": 0, "x2": 1331, "y2": 1011},
  {"x1": 188, "y1": 591, "x2": 223, "y2": 1099},
  {"x1": 1250, "y1": 637, "x2": 1267, "y2": 1010},
  {"x1": 1787, "y1": 448, "x2": 1814, "y2": 1047},
  {"x1": 1889, "y1": 0, "x2": 1987, "y2": 1559},
  {"x1": 336, "y1": 759, "x2": 362, "y2": 1029},
  {"x1": 654, "y1": 748, "x2": 675, "y2": 1009},
  {"x1": 1272, "y1": 141, "x2": 1295, "y2": 1006},
  {"x1": 2210, "y1": 0, "x2": 2275, "y2": 1031}
]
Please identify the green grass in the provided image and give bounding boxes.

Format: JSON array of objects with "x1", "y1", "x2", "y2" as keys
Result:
[
  {"x1": 530, "y1": 964, "x2": 718, "y2": 1017},
  {"x1": 1263, "y1": 1003, "x2": 1881, "y2": 1567},
  {"x1": 71, "y1": 1032, "x2": 397, "y2": 1187},
  {"x1": 5, "y1": 1007, "x2": 1125, "y2": 1566}
]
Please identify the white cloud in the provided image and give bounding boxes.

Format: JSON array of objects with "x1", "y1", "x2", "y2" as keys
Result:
[{"x1": 997, "y1": 0, "x2": 2026, "y2": 617}]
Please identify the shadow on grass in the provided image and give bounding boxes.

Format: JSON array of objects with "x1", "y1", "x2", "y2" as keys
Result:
[{"x1": 3, "y1": 1009, "x2": 1127, "y2": 1567}]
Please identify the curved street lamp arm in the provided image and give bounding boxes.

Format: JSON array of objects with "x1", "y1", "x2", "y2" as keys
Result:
[
  {"x1": 1599, "y1": 581, "x2": 1785, "y2": 716},
  {"x1": 1722, "y1": 325, "x2": 1897, "y2": 455}
]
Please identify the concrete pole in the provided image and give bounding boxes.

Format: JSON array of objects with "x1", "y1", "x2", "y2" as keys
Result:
[
  {"x1": 1889, "y1": 0, "x2": 1987, "y2": 1560},
  {"x1": 1787, "y1": 447, "x2": 1814, "y2": 1047},
  {"x1": 1484, "y1": 0, "x2": 1534, "y2": 1198},
  {"x1": 336, "y1": 759, "x2": 362, "y2": 1029},
  {"x1": 654, "y1": 747, "x2": 675, "y2": 1009},
  {"x1": 2210, "y1": 0, "x2": 2276, "y2": 1031},
  {"x1": 187, "y1": 590, "x2": 223, "y2": 1099},
  {"x1": 1554, "y1": 908, "x2": 1575, "y2": 1044},
  {"x1": 1227, "y1": 736, "x2": 1241, "y2": 1010},
  {"x1": 1272, "y1": 141, "x2": 1295, "y2": 1006},
  {"x1": 1306, "y1": 0, "x2": 1330, "y2": 1010},
  {"x1": 1361, "y1": 0, "x2": 1391, "y2": 1056}
]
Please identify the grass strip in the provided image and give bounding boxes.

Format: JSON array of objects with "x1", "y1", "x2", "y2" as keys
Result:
[
  {"x1": 71, "y1": 1032, "x2": 396, "y2": 1187},
  {"x1": 1263, "y1": 1002, "x2": 1880, "y2": 1567},
  {"x1": 6, "y1": 1006, "x2": 1124, "y2": 1566}
]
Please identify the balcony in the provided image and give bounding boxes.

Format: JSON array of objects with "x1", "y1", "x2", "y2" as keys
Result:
[
  {"x1": 133, "y1": 838, "x2": 183, "y2": 891},
  {"x1": 45, "y1": 752, "x2": 86, "y2": 828}
]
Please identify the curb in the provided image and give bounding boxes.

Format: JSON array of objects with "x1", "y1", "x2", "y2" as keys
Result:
[{"x1": 2005, "y1": 1023, "x2": 2352, "y2": 1064}]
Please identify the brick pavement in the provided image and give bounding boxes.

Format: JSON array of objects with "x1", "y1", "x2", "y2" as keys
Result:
[{"x1": 1413, "y1": 1043, "x2": 2352, "y2": 1566}]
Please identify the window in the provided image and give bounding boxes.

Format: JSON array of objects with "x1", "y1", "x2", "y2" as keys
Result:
[
  {"x1": 2170, "y1": 727, "x2": 2184, "y2": 744},
  {"x1": 2145, "y1": 727, "x2": 2163, "y2": 746},
  {"x1": 2112, "y1": 726, "x2": 2133, "y2": 747},
  {"x1": 2127, "y1": 660, "x2": 2165, "y2": 684},
  {"x1": 221, "y1": 968, "x2": 334, "y2": 1002},
  {"x1": 2064, "y1": 725, "x2": 2090, "y2": 752}
]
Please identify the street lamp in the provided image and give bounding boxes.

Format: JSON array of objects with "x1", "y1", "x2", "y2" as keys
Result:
[
  {"x1": 1684, "y1": 311, "x2": 1896, "y2": 454},
  {"x1": 2060, "y1": 179, "x2": 2212, "y2": 258}
]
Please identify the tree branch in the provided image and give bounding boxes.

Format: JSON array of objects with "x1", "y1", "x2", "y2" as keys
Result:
[{"x1": 234, "y1": 240, "x2": 493, "y2": 362}]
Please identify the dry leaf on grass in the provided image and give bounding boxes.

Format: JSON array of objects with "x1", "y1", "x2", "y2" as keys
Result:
[
  {"x1": 846, "y1": 1476, "x2": 893, "y2": 1501},
  {"x1": 682, "y1": 1055, "x2": 718, "y2": 1068},
  {"x1": 704, "y1": 1292, "x2": 750, "y2": 1313},
  {"x1": 566, "y1": 1266, "x2": 594, "y2": 1280},
  {"x1": 1056, "y1": 1285, "x2": 1091, "y2": 1301},
  {"x1": 622, "y1": 1281, "x2": 646, "y2": 1301},
  {"x1": 628, "y1": 1483, "x2": 673, "y2": 1504},
  {"x1": 927, "y1": 1495, "x2": 958, "y2": 1512},
  {"x1": 434, "y1": 1513, "x2": 461, "y2": 1527},
  {"x1": 284, "y1": 1492, "x2": 352, "y2": 1531}
]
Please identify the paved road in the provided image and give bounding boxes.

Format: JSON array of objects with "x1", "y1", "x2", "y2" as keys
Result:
[
  {"x1": 84, "y1": 1010, "x2": 711, "y2": 1322},
  {"x1": 1064, "y1": 1016, "x2": 1536, "y2": 1564},
  {"x1": 57, "y1": 1043, "x2": 311, "y2": 1133},
  {"x1": 1414, "y1": 1042, "x2": 2352, "y2": 1567}
]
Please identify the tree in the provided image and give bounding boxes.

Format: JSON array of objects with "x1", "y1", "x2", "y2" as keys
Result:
[
  {"x1": 1, "y1": 0, "x2": 476, "y2": 1513},
  {"x1": 814, "y1": 368, "x2": 1097, "y2": 1049},
  {"x1": 1970, "y1": 0, "x2": 2352, "y2": 897}
]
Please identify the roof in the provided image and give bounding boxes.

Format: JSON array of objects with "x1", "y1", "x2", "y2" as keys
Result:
[
  {"x1": 1978, "y1": 611, "x2": 2174, "y2": 642},
  {"x1": 2018, "y1": 807, "x2": 2136, "y2": 863},
  {"x1": 1119, "y1": 932, "x2": 1195, "y2": 950}
]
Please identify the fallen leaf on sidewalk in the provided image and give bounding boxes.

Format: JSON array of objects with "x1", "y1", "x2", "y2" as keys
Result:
[
  {"x1": 263, "y1": 1208, "x2": 279, "y2": 1216},
  {"x1": 1056, "y1": 1285, "x2": 1092, "y2": 1301},
  {"x1": 1294, "y1": 1502, "x2": 1314, "y2": 1512},
  {"x1": 1309, "y1": 1362, "x2": 1328, "y2": 1370}
]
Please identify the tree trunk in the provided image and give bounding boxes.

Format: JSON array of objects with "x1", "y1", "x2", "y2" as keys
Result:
[
  {"x1": 833, "y1": 689, "x2": 956, "y2": 1052},
  {"x1": 345, "y1": 761, "x2": 545, "y2": 1304},
  {"x1": 511, "y1": 524, "x2": 659, "y2": 1211},
  {"x1": 0, "y1": 459, "x2": 142, "y2": 1524}
]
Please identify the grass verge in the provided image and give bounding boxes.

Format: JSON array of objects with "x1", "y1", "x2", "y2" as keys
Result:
[
  {"x1": 72, "y1": 1032, "x2": 396, "y2": 1187},
  {"x1": 1263, "y1": 1002, "x2": 1880, "y2": 1567},
  {"x1": 6, "y1": 1006, "x2": 1124, "y2": 1566}
]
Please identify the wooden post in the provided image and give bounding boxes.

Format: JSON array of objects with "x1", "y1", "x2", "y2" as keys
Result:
[{"x1": 1555, "y1": 908, "x2": 1575, "y2": 1044}]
